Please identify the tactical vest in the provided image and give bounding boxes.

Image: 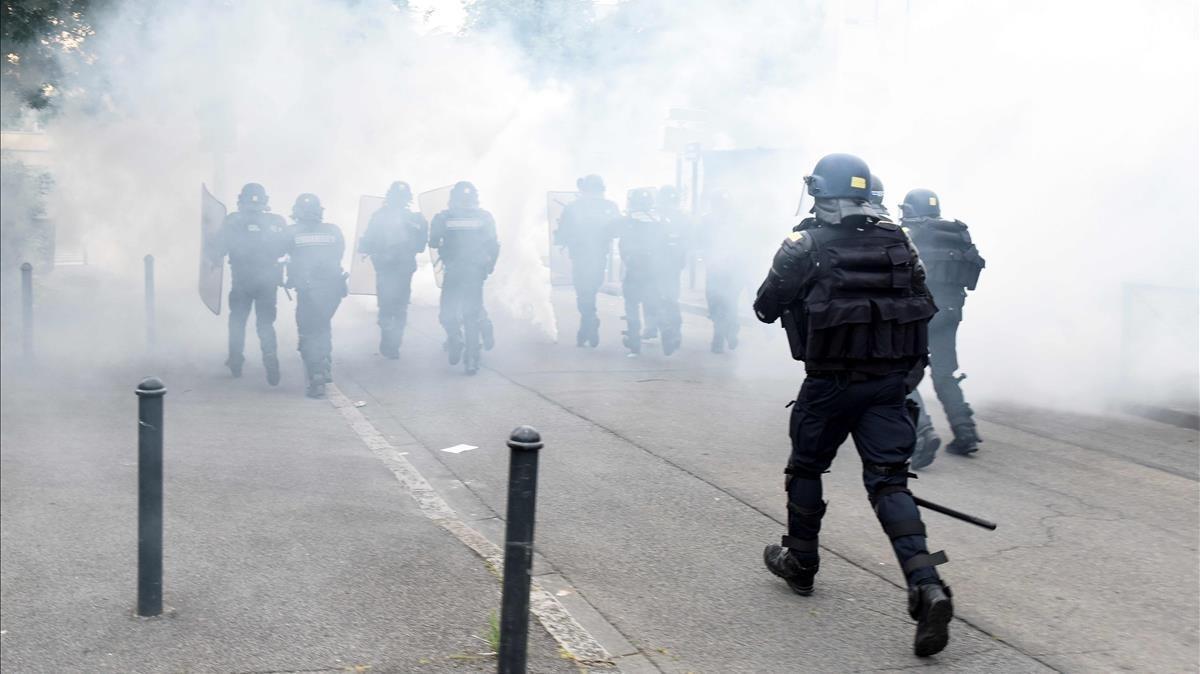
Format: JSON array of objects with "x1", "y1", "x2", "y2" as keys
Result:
[
  {"x1": 436, "y1": 209, "x2": 496, "y2": 270},
  {"x1": 289, "y1": 224, "x2": 344, "y2": 290},
  {"x1": 905, "y1": 218, "x2": 985, "y2": 291},
  {"x1": 223, "y1": 211, "x2": 285, "y2": 277},
  {"x1": 795, "y1": 222, "x2": 935, "y2": 364},
  {"x1": 367, "y1": 207, "x2": 424, "y2": 266},
  {"x1": 617, "y1": 213, "x2": 662, "y2": 279},
  {"x1": 559, "y1": 197, "x2": 618, "y2": 256}
]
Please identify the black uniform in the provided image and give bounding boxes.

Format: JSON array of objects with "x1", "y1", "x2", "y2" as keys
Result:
[
  {"x1": 655, "y1": 206, "x2": 690, "y2": 355},
  {"x1": 213, "y1": 208, "x2": 289, "y2": 380},
  {"x1": 556, "y1": 194, "x2": 619, "y2": 346},
  {"x1": 902, "y1": 215, "x2": 985, "y2": 453},
  {"x1": 616, "y1": 210, "x2": 666, "y2": 356},
  {"x1": 700, "y1": 199, "x2": 749, "y2": 353},
  {"x1": 429, "y1": 205, "x2": 499, "y2": 374},
  {"x1": 287, "y1": 220, "x2": 346, "y2": 394},
  {"x1": 359, "y1": 202, "x2": 428, "y2": 357}
]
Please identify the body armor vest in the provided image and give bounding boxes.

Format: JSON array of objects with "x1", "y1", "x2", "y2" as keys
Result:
[
  {"x1": 433, "y1": 208, "x2": 497, "y2": 271},
  {"x1": 364, "y1": 207, "x2": 425, "y2": 268},
  {"x1": 905, "y1": 218, "x2": 984, "y2": 291},
  {"x1": 289, "y1": 223, "x2": 345, "y2": 290},
  {"x1": 795, "y1": 222, "x2": 935, "y2": 365},
  {"x1": 224, "y1": 211, "x2": 289, "y2": 286},
  {"x1": 558, "y1": 197, "x2": 619, "y2": 258}
]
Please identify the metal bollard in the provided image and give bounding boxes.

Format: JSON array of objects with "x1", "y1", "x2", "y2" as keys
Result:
[
  {"x1": 20, "y1": 262, "x2": 33, "y2": 358},
  {"x1": 497, "y1": 426, "x2": 544, "y2": 674},
  {"x1": 135, "y1": 377, "x2": 167, "y2": 617},
  {"x1": 144, "y1": 254, "x2": 156, "y2": 348}
]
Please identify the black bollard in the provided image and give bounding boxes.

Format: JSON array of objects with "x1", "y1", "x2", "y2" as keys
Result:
[
  {"x1": 20, "y1": 262, "x2": 33, "y2": 358},
  {"x1": 497, "y1": 426, "x2": 543, "y2": 674},
  {"x1": 144, "y1": 254, "x2": 156, "y2": 348},
  {"x1": 135, "y1": 377, "x2": 166, "y2": 617}
]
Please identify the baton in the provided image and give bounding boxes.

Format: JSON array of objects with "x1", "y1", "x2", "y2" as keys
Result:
[{"x1": 913, "y1": 496, "x2": 997, "y2": 531}]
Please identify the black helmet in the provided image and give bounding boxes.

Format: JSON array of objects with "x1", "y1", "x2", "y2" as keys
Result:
[
  {"x1": 900, "y1": 188, "x2": 941, "y2": 218},
  {"x1": 386, "y1": 181, "x2": 413, "y2": 206},
  {"x1": 627, "y1": 187, "x2": 655, "y2": 213},
  {"x1": 804, "y1": 153, "x2": 871, "y2": 200},
  {"x1": 657, "y1": 185, "x2": 680, "y2": 209},
  {"x1": 292, "y1": 193, "x2": 324, "y2": 222},
  {"x1": 869, "y1": 174, "x2": 885, "y2": 206},
  {"x1": 449, "y1": 181, "x2": 479, "y2": 209},
  {"x1": 238, "y1": 183, "x2": 269, "y2": 211},
  {"x1": 577, "y1": 174, "x2": 605, "y2": 195}
]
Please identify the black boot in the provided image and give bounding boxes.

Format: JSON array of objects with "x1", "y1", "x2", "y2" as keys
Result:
[
  {"x1": 480, "y1": 319, "x2": 495, "y2": 351},
  {"x1": 586, "y1": 317, "x2": 600, "y2": 348},
  {"x1": 946, "y1": 423, "x2": 980, "y2": 456},
  {"x1": 264, "y1": 353, "x2": 281, "y2": 386},
  {"x1": 762, "y1": 544, "x2": 819, "y2": 596},
  {"x1": 909, "y1": 582, "x2": 954, "y2": 657},
  {"x1": 226, "y1": 356, "x2": 243, "y2": 378},
  {"x1": 445, "y1": 338, "x2": 463, "y2": 366},
  {"x1": 463, "y1": 346, "x2": 481, "y2": 375},
  {"x1": 711, "y1": 330, "x2": 725, "y2": 354},
  {"x1": 911, "y1": 426, "x2": 942, "y2": 470},
  {"x1": 305, "y1": 370, "x2": 325, "y2": 399}
]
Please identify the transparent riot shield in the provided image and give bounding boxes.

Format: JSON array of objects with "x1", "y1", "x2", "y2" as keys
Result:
[
  {"x1": 418, "y1": 185, "x2": 454, "y2": 289},
  {"x1": 546, "y1": 190, "x2": 577, "y2": 286},
  {"x1": 348, "y1": 194, "x2": 385, "y2": 296},
  {"x1": 199, "y1": 184, "x2": 226, "y2": 315}
]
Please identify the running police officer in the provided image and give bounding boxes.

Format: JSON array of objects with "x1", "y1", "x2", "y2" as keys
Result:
[
  {"x1": 285, "y1": 193, "x2": 347, "y2": 399},
  {"x1": 615, "y1": 188, "x2": 663, "y2": 357},
  {"x1": 900, "y1": 188, "x2": 986, "y2": 464},
  {"x1": 555, "y1": 174, "x2": 619, "y2": 347},
  {"x1": 359, "y1": 181, "x2": 429, "y2": 358},
  {"x1": 754, "y1": 154, "x2": 954, "y2": 658},
  {"x1": 210, "y1": 183, "x2": 290, "y2": 384},
  {"x1": 429, "y1": 181, "x2": 500, "y2": 375}
]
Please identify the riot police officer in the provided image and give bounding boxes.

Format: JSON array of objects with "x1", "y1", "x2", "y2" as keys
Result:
[
  {"x1": 429, "y1": 181, "x2": 500, "y2": 375},
  {"x1": 754, "y1": 154, "x2": 954, "y2": 658},
  {"x1": 358, "y1": 181, "x2": 429, "y2": 359},
  {"x1": 699, "y1": 191, "x2": 749, "y2": 353},
  {"x1": 616, "y1": 188, "x2": 664, "y2": 357},
  {"x1": 654, "y1": 185, "x2": 689, "y2": 355},
  {"x1": 285, "y1": 193, "x2": 347, "y2": 399},
  {"x1": 555, "y1": 174, "x2": 619, "y2": 347},
  {"x1": 210, "y1": 182, "x2": 290, "y2": 384},
  {"x1": 872, "y1": 176, "x2": 942, "y2": 466},
  {"x1": 900, "y1": 189, "x2": 986, "y2": 462}
]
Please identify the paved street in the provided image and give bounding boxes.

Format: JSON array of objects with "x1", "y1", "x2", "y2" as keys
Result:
[{"x1": 2, "y1": 268, "x2": 1197, "y2": 673}]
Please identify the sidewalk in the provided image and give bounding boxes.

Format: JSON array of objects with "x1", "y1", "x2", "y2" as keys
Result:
[{"x1": 0, "y1": 273, "x2": 580, "y2": 673}]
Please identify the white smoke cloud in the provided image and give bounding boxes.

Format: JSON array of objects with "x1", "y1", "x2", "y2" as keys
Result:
[{"x1": 33, "y1": 0, "x2": 1199, "y2": 409}]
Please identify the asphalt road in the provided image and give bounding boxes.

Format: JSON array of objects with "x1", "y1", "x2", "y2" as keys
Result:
[
  {"x1": 2, "y1": 268, "x2": 1197, "y2": 673},
  {"x1": 322, "y1": 285, "x2": 1198, "y2": 673}
]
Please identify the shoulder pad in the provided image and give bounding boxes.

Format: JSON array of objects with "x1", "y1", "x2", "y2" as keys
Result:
[
  {"x1": 782, "y1": 229, "x2": 815, "y2": 254},
  {"x1": 872, "y1": 216, "x2": 900, "y2": 231},
  {"x1": 793, "y1": 217, "x2": 817, "y2": 232}
]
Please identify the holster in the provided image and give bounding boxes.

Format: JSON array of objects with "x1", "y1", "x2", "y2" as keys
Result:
[{"x1": 781, "y1": 308, "x2": 805, "y2": 361}]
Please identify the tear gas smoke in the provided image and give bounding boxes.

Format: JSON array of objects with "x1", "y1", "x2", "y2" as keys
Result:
[{"x1": 12, "y1": 0, "x2": 1198, "y2": 410}]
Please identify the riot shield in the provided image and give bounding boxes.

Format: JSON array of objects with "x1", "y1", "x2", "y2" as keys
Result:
[
  {"x1": 546, "y1": 190, "x2": 577, "y2": 286},
  {"x1": 348, "y1": 194, "x2": 385, "y2": 296},
  {"x1": 418, "y1": 185, "x2": 454, "y2": 289},
  {"x1": 199, "y1": 184, "x2": 226, "y2": 315}
]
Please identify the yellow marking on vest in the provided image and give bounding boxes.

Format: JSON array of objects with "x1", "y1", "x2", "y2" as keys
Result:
[
  {"x1": 850, "y1": 176, "x2": 867, "y2": 189},
  {"x1": 929, "y1": 197, "x2": 938, "y2": 206},
  {"x1": 788, "y1": 231, "x2": 805, "y2": 242}
]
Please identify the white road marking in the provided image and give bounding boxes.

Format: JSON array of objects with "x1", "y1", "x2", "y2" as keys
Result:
[
  {"x1": 327, "y1": 385, "x2": 613, "y2": 666},
  {"x1": 440, "y1": 443, "x2": 478, "y2": 454}
]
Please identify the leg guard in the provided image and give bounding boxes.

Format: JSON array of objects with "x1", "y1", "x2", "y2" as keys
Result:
[
  {"x1": 784, "y1": 464, "x2": 826, "y2": 562},
  {"x1": 863, "y1": 463, "x2": 945, "y2": 587}
]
